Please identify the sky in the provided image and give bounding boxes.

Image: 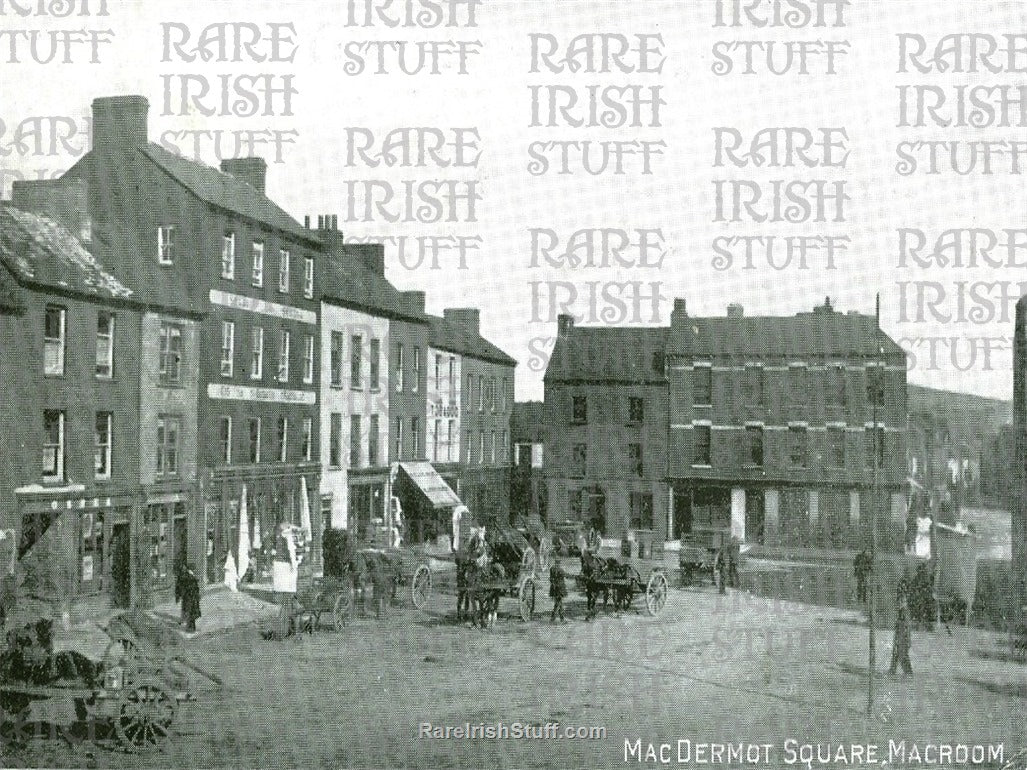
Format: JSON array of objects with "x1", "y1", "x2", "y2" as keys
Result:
[{"x1": 2, "y1": 0, "x2": 1025, "y2": 403}]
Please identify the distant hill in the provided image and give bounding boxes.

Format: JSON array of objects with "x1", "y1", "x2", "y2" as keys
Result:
[{"x1": 908, "y1": 384, "x2": 1011, "y2": 441}]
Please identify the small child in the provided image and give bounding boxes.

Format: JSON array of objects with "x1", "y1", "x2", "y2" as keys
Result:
[{"x1": 549, "y1": 560, "x2": 567, "y2": 623}]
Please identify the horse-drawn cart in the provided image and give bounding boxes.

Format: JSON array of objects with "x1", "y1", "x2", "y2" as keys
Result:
[
  {"x1": 577, "y1": 551, "x2": 669, "y2": 618},
  {"x1": 0, "y1": 615, "x2": 217, "y2": 753}
]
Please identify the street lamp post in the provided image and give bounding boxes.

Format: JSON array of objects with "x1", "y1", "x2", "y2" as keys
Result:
[{"x1": 867, "y1": 344, "x2": 884, "y2": 717}]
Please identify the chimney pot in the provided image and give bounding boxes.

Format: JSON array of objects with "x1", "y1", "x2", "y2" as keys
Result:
[
  {"x1": 403, "y1": 291, "x2": 427, "y2": 315},
  {"x1": 727, "y1": 303, "x2": 744, "y2": 318},
  {"x1": 220, "y1": 157, "x2": 268, "y2": 194},
  {"x1": 304, "y1": 215, "x2": 310, "y2": 229},
  {"x1": 556, "y1": 314, "x2": 574, "y2": 338},
  {"x1": 673, "y1": 298, "x2": 687, "y2": 316}
]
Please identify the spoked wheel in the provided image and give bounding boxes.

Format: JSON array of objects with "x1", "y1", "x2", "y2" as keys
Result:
[
  {"x1": 332, "y1": 589, "x2": 352, "y2": 629},
  {"x1": 521, "y1": 547, "x2": 537, "y2": 579},
  {"x1": 518, "y1": 577, "x2": 536, "y2": 622},
  {"x1": 411, "y1": 564, "x2": 432, "y2": 610},
  {"x1": 645, "y1": 571, "x2": 669, "y2": 616},
  {"x1": 115, "y1": 681, "x2": 175, "y2": 752}
]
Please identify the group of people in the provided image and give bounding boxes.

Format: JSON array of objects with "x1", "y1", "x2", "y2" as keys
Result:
[{"x1": 713, "y1": 542, "x2": 740, "y2": 594}]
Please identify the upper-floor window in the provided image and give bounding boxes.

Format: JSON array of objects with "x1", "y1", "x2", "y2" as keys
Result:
[
  {"x1": 218, "y1": 416, "x2": 232, "y2": 465},
  {"x1": 159, "y1": 321, "x2": 183, "y2": 384},
  {"x1": 303, "y1": 256, "x2": 314, "y2": 298},
  {"x1": 303, "y1": 334, "x2": 315, "y2": 384},
  {"x1": 412, "y1": 347, "x2": 421, "y2": 393},
  {"x1": 43, "y1": 410, "x2": 65, "y2": 480},
  {"x1": 435, "y1": 353, "x2": 442, "y2": 391},
  {"x1": 828, "y1": 426, "x2": 846, "y2": 467},
  {"x1": 277, "y1": 416, "x2": 288, "y2": 463},
  {"x1": 350, "y1": 415, "x2": 361, "y2": 468},
  {"x1": 692, "y1": 424, "x2": 711, "y2": 466},
  {"x1": 746, "y1": 426, "x2": 763, "y2": 467},
  {"x1": 866, "y1": 365, "x2": 885, "y2": 406},
  {"x1": 692, "y1": 365, "x2": 712, "y2": 406},
  {"x1": 44, "y1": 305, "x2": 66, "y2": 376},
  {"x1": 788, "y1": 426, "x2": 807, "y2": 468},
  {"x1": 500, "y1": 376, "x2": 508, "y2": 412},
  {"x1": 157, "y1": 225, "x2": 174, "y2": 265},
  {"x1": 572, "y1": 443, "x2": 587, "y2": 476},
  {"x1": 220, "y1": 321, "x2": 235, "y2": 377},
  {"x1": 466, "y1": 374, "x2": 474, "y2": 407},
  {"x1": 351, "y1": 334, "x2": 362, "y2": 387},
  {"x1": 96, "y1": 312, "x2": 114, "y2": 378},
  {"x1": 301, "y1": 417, "x2": 313, "y2": 462},
  {"x1": 330, "y1": 332, "x2": 343, "y2": 387},
  {"x1": 222, "y1": 233, "x2": 235, "y2": 279},
  {"x1": 628, "y1": 442, "x2": 643, "y2": 477},
  {"x1": 278, "y1": 249, "x2": 290, "y2": 293},
  {"x1": 95, "y1": 412, "x2": 112, "y2": 479},
  {"x1": 394, "y1": 344, "x2": 404, "y2": 391},
  {"x1": 827, "y1": 364, "x2": 846, "y2": 406},
  {"x1": 743, "y1": 364, "x2": 763, "y2": 405},
  {"x1": 370, "y1": 338, "x2": 380, "y2": 390},
  {"x1": 277, "y1": 330, "x2": 290, "y2": 382},
  {"x1": 412, "y1": 416, "x2": 421, "y2": 458},
  {"x1": 251, "y1": 241, "x2": 264, "y2": 287},
  {"x1": 251, "y1": 327, "x2": 264, "y2": 379},
  {"x1": 571, "y1": 395, "x2": 587, "y2": 423},
  {"x1": 628, "y1": 397, "x2": 644, "y2": 424},
  {"x1": 369, "y1": 414, "x2": 379, "y2": 466},
  {"x1": 489, "y1": 377, "x2": 497, "y2": 412},
  {"x1": 157, "y1": 414, "x2": 180, "y2": 476},
  {"x1": 248, "y1": 417, "x2": 262, "y2": 464},
  {"x1": 330, "y1": 412, "x2": 343, "y2": 468},
  {"x1": 449, "y1": 357, "x2": 456, "y2": 395},
  {"x1": 395, "y1": 417, "x2": 404, "y2": 460},
  {"x1": 479, "y1": 431, "x2": 486, "y2": 465},
  {"x1": 789, "y1": 365, "x2": 809, "y2": 404},
  {"x1": 490, "y1": 431, "x2": 497, "y2": 465}
]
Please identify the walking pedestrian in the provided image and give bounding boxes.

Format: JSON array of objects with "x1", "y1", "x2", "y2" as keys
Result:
[
  {"x1": 889, "y1": 581, "x2": 913, "y2": 677},
  {"x1": 714, "y1": 547, "x2": 727, "y2": 595},
  {"x1": 728, "y1": 539, "x2": 740, "y2": 589},
  {"x1": 549, "y1": 560, "x2": 567, "y2": 623},
  {"x1": 371, "y1": 557, "x2": 389, "y2": 621},
  {"x1": 179, "y1": 564, "x2": 202, "y2": 633}
]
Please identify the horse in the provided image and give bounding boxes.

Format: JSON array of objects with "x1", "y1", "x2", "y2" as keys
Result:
[
  {"x1": 468, "y1": 563, "x2": 505, "y2": 629},
  {"x1": 579, "y1": 550, "x2": 614, "y2": 619}
]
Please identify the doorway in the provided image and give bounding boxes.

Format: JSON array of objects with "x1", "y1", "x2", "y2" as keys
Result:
[{"x1": 110, "y1": 522, "x2": 131, "y2": 608}]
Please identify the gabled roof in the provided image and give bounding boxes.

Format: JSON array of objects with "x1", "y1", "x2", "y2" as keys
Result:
[
  {"x1": 428, "y1": 315, "x2": 517, "y2": 367},
  {"x1": 545, "y1": 326, "x2": 668, "y2": 383},
  {"x1": 0, "y1": 205, "x2": 134, "y2": 302},
  {"x1": 139, "y1": 144, "x2": 317, "y2": 244},
  {"x1": 666, "y1": 312, "x2": 905, "y2": 359},
  {"x1": 319, "y1": 252, "x2": 427, "y2": 324}
]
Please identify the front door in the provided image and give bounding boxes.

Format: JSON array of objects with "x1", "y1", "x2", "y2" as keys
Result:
[
  {"x1": 172, "y1": 513, "x2": 188, "y2": 574},
  {"x1": 110, "y1": 522, "x2": 131, "y2": 608}
]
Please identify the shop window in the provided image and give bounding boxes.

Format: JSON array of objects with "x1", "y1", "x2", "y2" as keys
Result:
[
  {"x1": 629, "y1": 492, "x2": 654, "y2": 531},
  {"x1": 79, "y1": 509, "x2": 104, "y2": 593}
]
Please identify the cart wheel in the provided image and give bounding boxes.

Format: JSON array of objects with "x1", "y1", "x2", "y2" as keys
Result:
[
  {"x1": 412, "y1": 564, "x2": 432, "y2": 610},
  {"x1": 332, "y1": 590, "x2": 352, "y2": 629},
  {"x1": 518, "y1": 577, "x2": 536, "y2": 622},
  {"x1": 521, "y1": 547, "x2": 537, "y2": 579},
  {"x1": 645, "y1": 571, "x2": 669, "y2": 616},
  {"x1": 115, "y1": 681, "x2": 175, "y2": 752}
]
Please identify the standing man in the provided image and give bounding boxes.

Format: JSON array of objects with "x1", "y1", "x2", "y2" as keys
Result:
[
  {"x1": 714, "y1": 546, "x2": 727, "y2": 595},
  {"x1": 549, "y1": 559, "x2": 567, "y2": 623},
  {"x1": 889, "y1": 580, "x2": 913, "y2": 677},
  {"x1": 180, "y1": 564, "x2": 202, "y2": 633}
]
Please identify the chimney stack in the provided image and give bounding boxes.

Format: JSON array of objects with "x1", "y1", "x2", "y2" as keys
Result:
[
  {"x1": 670, "y1": 298, "x2": 688, "y2": 326},
  {"x1": 727, "y1": 303, "x2": 744, "y2": 318},
  {"x1": 444, "y1": 308, "x2": 481, "y2": 336},
  {"x1": 556, "y1": 313, "x2": 574, "y2": 338},
  {"x1": 91, "y1": 95, "x2": 149, "y2": 153},
  {"x1": 220, "y1": 157, "x2": 268, "y2": 194},
  {"x1": 402, "y1": 291, "x2": 426, "y2": 315}
]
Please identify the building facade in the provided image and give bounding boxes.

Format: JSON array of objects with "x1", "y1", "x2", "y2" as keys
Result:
[
  {"x1": 57, "y1": 95, "x2": 321, "y2": 587},
  {"x1": 543, "y1": 299, "x2": 910, "y2": 553},
  {"x1": 543, "y1": 317, "x2": 669, "y2": 541},
  {"x1": 510, "y1": 401, "x2": 546, "y2": 522},
  {"x1": 0, "y1": 203, "x2": 201, "y2": 612}
]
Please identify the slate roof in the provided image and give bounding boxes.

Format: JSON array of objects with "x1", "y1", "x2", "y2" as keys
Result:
[
  {"x1": 666, "y1": 312, "x2": 905, "y2": 359},
  {"x1": 319, "y1": 252, "x2": 427, "y2": 324},
  {"x1": 0, "y1": 205, "x2": 134, "y2": 302},
  {"x1": 139, "y1": 144, "x2": 318, "y2": 244},
  {"x1": 544, "y1": 326, "x2": 667, "y2": 383},
  {"x1": 428, "y1": 314, "x2": 517, "y2": 367}
]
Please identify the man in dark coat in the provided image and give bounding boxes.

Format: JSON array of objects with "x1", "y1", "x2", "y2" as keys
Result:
[
  {"x1": 549, "y1": 560, "x2": 567, "y2": 623},
  {"x1": 889, "y1": 584, "x2": 913, "y2": 677},
  {"x1": 714, "y1": 547, "x2": 727, "y2": 595},
  {"x1": 179, "y1": 564, "x2": 201, "y2": 632}
]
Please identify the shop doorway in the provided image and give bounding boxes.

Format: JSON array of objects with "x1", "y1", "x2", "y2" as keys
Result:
[{"x1": 110, "y1": 522, "x2": 131, "y2": 608}]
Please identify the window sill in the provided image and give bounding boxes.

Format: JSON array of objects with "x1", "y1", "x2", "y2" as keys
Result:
[
  {"x1": 690, "y1": 464, "x2": 712, "y2": 469},
  {"x1": 694, "y1": 403, "x2": 712, "y2": 409},
  {"x1": 44, "y1": 372, "x2": 66, "y2": 378},
  {"x1": 159, "y1": 381, "x2": 186, "y2": 390},
  {"x1": 350, "y1": 386, "x2": 364, "y2": 392},
  {"x1": 158, "y1": 261, "x2": 174, "y2": 268},
  {"x1": 95, "y1": 374, "x2": 114, "y2": 381}
]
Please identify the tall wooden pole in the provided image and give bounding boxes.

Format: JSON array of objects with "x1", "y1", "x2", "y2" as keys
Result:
[{"x1": 868, "y1": 384, "x2": 877, "y2": 716}]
